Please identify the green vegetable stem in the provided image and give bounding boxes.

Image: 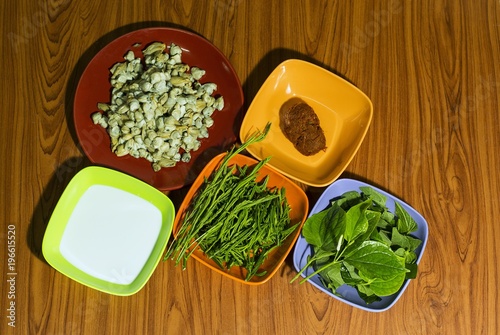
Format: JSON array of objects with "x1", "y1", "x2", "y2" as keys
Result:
[
  {"x1": 164, "y1": 123, "x2": 299, "y2": 281},
  {"x1": 290, "y1": 187, "x2": 422, "y2": 304}
]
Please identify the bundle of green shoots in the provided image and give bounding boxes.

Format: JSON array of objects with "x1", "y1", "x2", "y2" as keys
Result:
[{"x1": 164, "y1": 123, "x2": 299, "y2": 281}]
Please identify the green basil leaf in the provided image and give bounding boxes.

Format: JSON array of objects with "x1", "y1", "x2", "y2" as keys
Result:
[
  {"x1": 340, "y1": 261, "x2": 363, "y2": 286},
  {"x1": 319, "y1": 261, "x2": 344, "y2": 291},
  {"x1": 381, "y1": 210, "x2": 395, "y2": 222},
  {"x1": 391, "y1": 227, "x2": 422, "y2": 253},
  {"x1": 370, "y1": 229, "x2": 392, "y2": 247},
  {"x1": 336, "y1": 193, "x2": 363, "y2": 211},
  {"x1": 395, "y1": 202, "x2": 418, "y2": 233},
  {"x1": 391, "y1": 227, "x2": 411, "y2": 249},
  {"x1": 360, "y1": 186, "x2": 387, "y2": 208},
  {"x1": 303, "y1": 203, "x2": 346, "y2": 252},
  {"x1": 342, "y1": 210, "x2": 382, "y2": 256},
  {"x1": 404, "y1": 250, "x2": 417, "y2": 264},
  {"x1": 407, "y1": 235, "x2": 423, "y2": 252},
  {"x1": 344, "y1": 199, "x2": 371, "y2": 242},
  {"x1": 327, "y1": 203, "x2": 347, "y2": 248},
  {"x1": 360, "y1": 210, "x2": 382, "y2": 242},
  {"x1": 357, "y1": 255, "x2": 407, "y2": 296},
  {"x1": 368, "y1": 271, "x2": 406, "y2": 296},
  {"x1": 358, "y1": 291, "x2": 382, "y2": 304},
  {"x1": 405, "y1": 263, "x2": 418, "y2": 279},
  {"x1": 302, "y1": 209, "x2": 329, "y2": 248},
  {"x1": 394, "y1": 247, "x2": 406, "y2": 258},
  {"x1": 341, "y1": 191, "x2": 362, "y2": 201},
  {"x1": 375, "y1": 218, "x2": 389, "y2": 229},
  {"x1": 356, "y1": 283, "x2": 381, "y2": 304},
  {"x1": 344, "y1": 241, "x2": 408, "y2": 280}
]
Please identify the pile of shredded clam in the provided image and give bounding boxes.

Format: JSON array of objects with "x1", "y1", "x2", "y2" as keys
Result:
[{"x1": 91, "y1": 42, "x2": 224, "y2": 171}]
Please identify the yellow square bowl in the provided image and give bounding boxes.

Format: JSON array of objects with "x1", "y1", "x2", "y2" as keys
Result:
[
  {"x1": 240, "y1": 59, "x2": 373, "y2": 187},
  {"x1": 170, "y1": 153, "x2": 309, "y2": 285}
]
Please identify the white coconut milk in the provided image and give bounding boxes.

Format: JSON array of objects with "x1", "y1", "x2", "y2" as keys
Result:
[{"x1": 59, "y1": 184, "x2": 162, "y2": 285}]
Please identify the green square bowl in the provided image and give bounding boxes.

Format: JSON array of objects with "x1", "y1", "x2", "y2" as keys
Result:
[{"x1": 42, "y1": 166, "x2": 175, "y2": 296}]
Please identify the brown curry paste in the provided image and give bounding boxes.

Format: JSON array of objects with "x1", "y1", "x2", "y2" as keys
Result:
[{"x1": 279, "y1": 98, "x2": 327, "y2": 156}]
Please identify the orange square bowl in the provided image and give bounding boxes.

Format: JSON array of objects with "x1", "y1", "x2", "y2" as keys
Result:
[
  {"x1": 170, "y1": 153, "x2": 309, "y2": 285},
  {"x1": 240, "y1": 59, "x2": 373, "y2": 187}
]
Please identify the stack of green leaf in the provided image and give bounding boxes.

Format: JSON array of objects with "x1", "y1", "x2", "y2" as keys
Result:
[{"x1": 292, "y1": 187, "x2": 422, "y2": 304}]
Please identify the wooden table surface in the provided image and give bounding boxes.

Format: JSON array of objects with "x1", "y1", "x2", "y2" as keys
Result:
[{"x1": 2, "y1": 1, "x2": 500, "y2": 334}]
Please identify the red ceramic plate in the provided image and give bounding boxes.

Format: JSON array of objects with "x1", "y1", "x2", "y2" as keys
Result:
[{"x1": 74, "y1": 28, "x2": 244, "y2": 191}]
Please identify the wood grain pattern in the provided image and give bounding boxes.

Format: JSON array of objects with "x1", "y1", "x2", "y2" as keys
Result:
[{"x1": 2, "y1": 0, "x2": 500, "y2": 334}]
